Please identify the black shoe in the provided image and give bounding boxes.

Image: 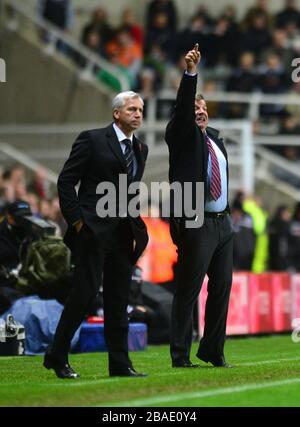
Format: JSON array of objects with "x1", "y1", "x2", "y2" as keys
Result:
[
  {"x1": 196, "y1": 352, "x2": 233, "y2": 368},
  {"x1": 109, "y1": 367, "x2": 147, "y2": 377},
  {"x1": 172, "y1": 359, "x2": 200, "y2": 368},
  {"x1": 43, "y1": 353, "x2": 80, "y2": 379}
]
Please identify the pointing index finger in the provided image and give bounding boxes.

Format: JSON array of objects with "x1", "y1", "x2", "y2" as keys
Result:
[{"x1": 194, "y1": 43, "x2": 199, "y2": 52}]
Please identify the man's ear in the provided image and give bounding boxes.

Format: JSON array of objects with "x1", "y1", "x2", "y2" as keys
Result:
[{"x1": 113, "y1": 109, "x2": 119, "y2": 121}]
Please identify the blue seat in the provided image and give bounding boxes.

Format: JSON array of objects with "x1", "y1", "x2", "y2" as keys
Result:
[{"x1": 79, "y1": 322, "x2": 147, "y2": 352}]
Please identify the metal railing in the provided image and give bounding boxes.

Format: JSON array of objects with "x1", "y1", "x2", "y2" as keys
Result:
[
  {"x1": 1, "y1": 0, "x2": 129, "y2": 91},
  {"x1": 0, "y1": 140, "x2": 58, "y2": 184},
  {"x1": 1, "y1": 122, "x2": 300, "y2": 201},
  {"x1": 151, "y1": 89, "x2": 300, "y2": 122}
]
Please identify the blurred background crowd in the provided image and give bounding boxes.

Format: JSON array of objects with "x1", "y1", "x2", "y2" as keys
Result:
[
  {"x1": 1, "y1": 0, "x2": 300, "y2": 304},
  {"x1": 32, "y1": 0, "x2": 300, "y2": 165}
]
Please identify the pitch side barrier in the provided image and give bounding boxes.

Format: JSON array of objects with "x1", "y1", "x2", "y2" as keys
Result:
[{"x1": 198, "y1": 272, "x2": 300, "y2": 335}]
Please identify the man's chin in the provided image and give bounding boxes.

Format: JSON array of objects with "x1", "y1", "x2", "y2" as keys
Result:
[{"x1": 196, "y1": 121, "x2": 206, "y2": 130}]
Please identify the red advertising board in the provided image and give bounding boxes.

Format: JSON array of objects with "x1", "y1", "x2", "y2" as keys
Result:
[
  {"x1": 271, "y1": 273, "x2": 292, "y2": 332},
  {"x1": 226, "y1": 273, "x2": 249, "y2": 335},
  {"x1": 291, "y1": 274, "x2": 300, "y2": 322},
  {"x1": 248, "y1": 273, "x2": 273, "y2": 333},
  {"x1": 198, "y1": 273, "x2": 249, "y2": 336},
  {"x1": 198, "y1": 272, "x2": 298, "y2": 336}
]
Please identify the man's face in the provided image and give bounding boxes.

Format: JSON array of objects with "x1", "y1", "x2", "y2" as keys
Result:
[
  {"x1": 114, "y1": 97, "x2": 143, "y2": 132},
  {"x1": 195, "y1": 98, "x2": 208, "y2": 130}
]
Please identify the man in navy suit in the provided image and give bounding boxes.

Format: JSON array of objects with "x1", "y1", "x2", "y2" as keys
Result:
[
  {"x1": 44, "y1": 91, "x2": 148, "y2": 378},
  {"x1": 165, "y1": 45, "x2": 233, "y2": 369}
]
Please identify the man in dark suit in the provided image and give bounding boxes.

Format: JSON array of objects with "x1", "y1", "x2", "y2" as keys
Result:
[
  {"x1": 165, "y1": 44, "x2": 233, "y2": 369},
  {"x1": 43, "y1": 91, "x2": 149, "y2": 378}
]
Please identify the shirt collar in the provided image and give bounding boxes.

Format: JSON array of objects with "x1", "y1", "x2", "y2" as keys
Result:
[{"x1": 113, "y1": 123, "x2": 133, "y2": 144}]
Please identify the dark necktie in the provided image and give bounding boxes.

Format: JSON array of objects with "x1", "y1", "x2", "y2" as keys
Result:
[
  {"x1": 123, "y1": 139, "x2": 134, "y2": 183},
  {"x1": 204, "y1": 132, "x2": 222, "y2": 201}
]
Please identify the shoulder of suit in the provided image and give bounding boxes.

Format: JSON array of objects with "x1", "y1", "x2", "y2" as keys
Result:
[
  {"x1": 207, "y1": 126, "x2": 220, "y2": 140},
  {"x1": 77, "y1": 127, "x2": 108, "y2": 141}
]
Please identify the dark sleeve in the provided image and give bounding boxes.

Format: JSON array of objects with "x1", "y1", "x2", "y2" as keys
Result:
[
  {"x1": 57, "y1": 131, "x2": 91, "y2": 226},
  {"x1": 165, "y1": 73, "x2": 197, "y2": 145},
  {"x1": 143, "y1": 144, "x2": 148, "y2": 163}
]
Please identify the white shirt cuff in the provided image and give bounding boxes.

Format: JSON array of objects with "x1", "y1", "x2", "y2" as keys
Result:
[{"x1": 185, "y1": 70, "x2": 197, "y2": 76}]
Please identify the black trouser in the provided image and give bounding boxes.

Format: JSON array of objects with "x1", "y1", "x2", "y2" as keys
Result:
[
  {"x1": 51, "y1": 220, "x2": 134, "y2": 373},
  {"x1": 170, "y1": 215, "x2": 233, "y2": 362}
]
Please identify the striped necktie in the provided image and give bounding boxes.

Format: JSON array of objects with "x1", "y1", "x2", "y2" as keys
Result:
[
  {"x1": 123, "y1": 139, "x2": 134, "y2": 183},
  {"x1": 204, "y1": 132, "x2": 222, "y2": 201}
]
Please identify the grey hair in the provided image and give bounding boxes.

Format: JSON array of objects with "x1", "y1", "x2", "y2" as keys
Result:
[{"x1": 112, "y1": 91, "x2": 144, "y2": 111}]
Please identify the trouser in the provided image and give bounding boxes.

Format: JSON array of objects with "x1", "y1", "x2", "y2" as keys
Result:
[
  {"x1": 170, "y1": 215, "x2": 233, "y2": 361},
  {"x1": 51, "y1": 220, "x2": 134, "y2": 373}
]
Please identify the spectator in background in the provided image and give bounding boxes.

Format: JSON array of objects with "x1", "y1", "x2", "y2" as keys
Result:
[
  {"x1": 284, "y1": 19, "x2": 300, "y2": 50},
  {"x1": 241, "y1": 12, "x2": 272, "y2": 58},
  {"x1": 49, "y1": 197, "x2": 67, "y2": 235},
  {"x1": 2, "y1": 165, "x2": 26, "y2": 202},
  {"x1": 290, "y1": 202, "x2": 300, "y2": 271},
  {"x1": 106, "y1": 27, "x2": 142, "y2": 88},
  {"x1": 257, "y1": 52, "x2": 290, "y2": 117},
  {"x1": 84, "y1": 30, "x2": 106, "y2": 57},
  {"x1": 26, "y1": 192, "x2": 41, "y2": 217},
  {"x1": 268, "y1": 205, "x2": 293, "y2": 271},
  {"x1": 242, "y1": 0, "x2": 273, "y2": 30},
  {"x1": 137, "y1": 68, "x2": 156, "y2": 101},
  {"x1": 39, "y1": 0, "x2": 74, "y2": 31},
  {"x1": 120, "y1": 8, "x2": 144, "y2": 47},
  {"x1": 139, "y1": 204, "x2": 177, "y2": 293},
  {"x1": 81, "y1": 7, "x2": 113, "y2": 46},
  {"x1": 143, "y1": 45, "x2": 168, "y2": 91},
  {"x1": 38, "y1": 0, "x2": 74, "y2": 53},
  {"x1": 225, "y1": 51, "x2": 257, "y2": 118},
  {"x1": 231, "y1": 200, "x2": 256, "y2": 271},
  {"x1": 262, "y1": 28, "x2": 296, "y2": 72},
  {"x1": 28, "y1": 167, "x2": 51, "y2": 200},
  {"x1": 243, "y1": 195, "x2": 269, "y2": 273},
  {"x1": 146, "y1": 0, "x2": 177, "y2": 32},
  {"x1": 1, "y1": 172, "x2": 16, "y2": 203},
  {"x1": 227, "y1": 51, "x2": 257, "y2": 92},
  {"x1": 276, "y1": 0, "x2": 300, "y2": 30},
  {"x1": 75, "y1": 29, "x2": 106, "y2": 70},
  {"x1": 174, "y1": 14, "x2": 208, "y2": 64},
  {"x1": 279, "y1": 113, "x2": 300, "y2": 136},
  {"x1": 144, "y1": 11, "x2": 176, "y2": 63}
]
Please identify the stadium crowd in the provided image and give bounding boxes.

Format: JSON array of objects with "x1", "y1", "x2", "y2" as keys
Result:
[
  {"x1": 39, "y1": 2, "x2": 300, "y2": 93},
  {"x1": 37, "y1": 0, "x2": 300, "y2": 166}
]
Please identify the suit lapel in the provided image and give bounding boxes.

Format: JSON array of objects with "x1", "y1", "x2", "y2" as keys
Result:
[
  {"x1": 106, "y1": 124, "x2": 127, "y2": 172},
  {"x1": 206, "y1": 127, "x2": 228, "y2": 160},
  {"x1": 133, "y1": 136, "x2": 144, "y2": 181}
]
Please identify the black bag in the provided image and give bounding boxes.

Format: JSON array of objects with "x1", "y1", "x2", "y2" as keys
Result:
[{"x1": 16, "y1": 235, "x2": 73, "y2": 302}]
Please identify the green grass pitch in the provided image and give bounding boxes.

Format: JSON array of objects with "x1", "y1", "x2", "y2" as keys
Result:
[{"x1": 1, "y1": 335, "x2": 300, "y2": 407}]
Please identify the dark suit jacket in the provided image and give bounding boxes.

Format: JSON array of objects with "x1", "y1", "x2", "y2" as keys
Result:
[
  {"x1": 165, "y1": 73, "x2": 230, "y2": 216},
  {"x1": 57, "y1": 123, "x2": 149, "y2": 264}
]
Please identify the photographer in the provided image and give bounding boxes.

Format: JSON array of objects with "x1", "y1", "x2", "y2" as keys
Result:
[{"x1": 0, "y1": 200, "x2": 33, "y2": 314}]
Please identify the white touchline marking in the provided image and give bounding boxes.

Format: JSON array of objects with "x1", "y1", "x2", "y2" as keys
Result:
[{"x1": 105, "y1": 378, "x2": 300, "y2": 407}]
